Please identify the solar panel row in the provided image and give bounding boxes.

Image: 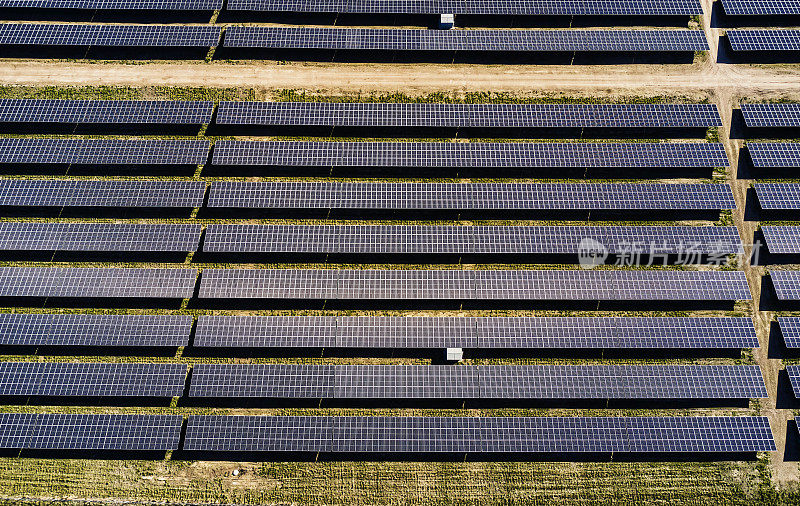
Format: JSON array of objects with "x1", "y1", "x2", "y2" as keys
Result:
[
  {"x1": 0, "y1": 180, "x2": 206, "y2": 207},
  {"x1": 0, "y1": 99, "x2": 214, "y2": 125},
  {"x1": 0, "y1": 138, "x2": 209, "y2": 165},
  {"x1": 0, "y1": 223, "x2": 202, "y2": 252},
  {"x1": 0, "y1": 313, "x2": 193, "y2": 346},
  {"x1": 215, "y1": 102, "x2": 722, "y2": 128},
  {"x1": 223, "y1": 27, "x2": 710, "y2": 52},
  {"x1": 0, "y1": 413, "x2": 183, "y2": 450},
  {"x1": 786, "y1": 365, "x2": 800, "y2": 399},
  {"x1": 770, "y1": 271, "x2": 800, "y2": 301},
  {"x1": 0, "y1": 23, "x2": 222, "y2": 47},
  {"x1": 740, "y1": 103, "x2": 800, "y2": 128},
  {"x1": 747, "y1": 143, "x2": 800, "y2": 168},
  {"x1": 189, "y1": 364, "x2": 767, "y2": 399},
  {"x1": 0, "y1": 362, "x2": 187, "y2": 397},
  {"x1": 728, "y1": 30, "x2": 800, "y2": 52},
  {"x1": 226, "y1": 0, "x2": 703, "y2": 16},
  {"x1": 779, "y1": 317, "x2": 800, "y2": 349},
  {"x1": 203, "y1": 224, "x2": 743, "y2": 255},
  {"x1": 754, "y1": 183, "x2": 800, "y2": 210},
  {"x1": 198, "y1": 269, "x2": 751, "y2": 301},
  {"x1": 193, "y1": 315, "x2": 758, "y2": 349},
  {"x1": 0, "y1": 267, "x2": 197, "y2": 298},
  {"x1": 722, "y1": 0, "x2": 800, "y2": 16},
  {"x1": 208, "y1": 182, "x2": 736, "y2": 210},
  {"x1": 212, "y1": 141, "x2": 729, "y2": 168},
  {"x1": 0, "y1": 0, "x2": 224, "y2": 9},
  {"x1": 183, "y1": 415, "x2": 776, "y2": 453},
  {"x1": 761, "y1": 226, "x2": 800, "y2": 254}
]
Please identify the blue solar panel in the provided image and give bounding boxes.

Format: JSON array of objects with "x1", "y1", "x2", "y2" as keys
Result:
[
  {"x1": 779, "y1": 317, "x2": 800, "y2": 348},
  {"x1": 0, "y1": 313, "x2": 192, "y2": 346},
  {"x1": 0, "y1": 138, "x2": 209, "y2": 165},
  {"x1": 754, "y1": 184, "x2": 800, "y2": 210},
  {"x1": 770, "y1": 271, "x2": 800, "y2": 300},
  {"x1": 0, "y1": 362, "x2": 187, "y2": 397},
  {"x1": 211, "y1": 141, "x2": 728, "y2": 168},
  {"x1": 740, "y1": 103, "x2": 800, "y2": 128},
  {"x1": 728, "y1": 30, "x2": 800, "y2": 52},
  {"x1": 786, "y1": 365, "x2": 800, "y2": 398},
  {"x1": 0, "y1": 99, "x2": 214, "y2": 125},
  {"x1": 0, "y1": 23, "x2": 222, "y2": 47},
  {"x1": 0, "y1": 179, "x2": 207, "y2": 207},
  {"x1": 761, "y1": 226, "x2": 800, "y2": 254},
  {"x1": 748, "y1": 143, "x2": 800, "y2": 168},
  {"x1": 227, "y1": 0, "x2": 703, "y2": 16},
  {"x1": 223, "y1": 27, "x2": 709, "y2": 52},
  {"x1": 0, "y1": 0, "x2": 223, "y2": 9},
  {"x1": 722, "y1": 0, "x2": 800, "y2": 16},
  {"x1": 0, "y1": 413, "x2": 183, "y2": 450},
  {"x1": 183, "y1": 416, "x2": 776, "y2": 453},
  {"x1": 198, "y1": 269, "x2": 751, "y2": 301},
  {"x1": 0, "y1": 223, "x2": 201, "y2": 252},
  {"x1": 215, "y1": 102, "x2": 722, "y2": 128},
  {"x1": 208, "y1": 182, "x2": 736, "y2": 210}
]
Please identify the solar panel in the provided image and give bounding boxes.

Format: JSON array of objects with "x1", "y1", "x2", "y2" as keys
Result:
[
  {"x1": 749, "y1": 143, "x2": 800, "y2": 169},
  {"x1": 202, "y1": 224, "x2": 742, "y2": 255},
  {"x1": 0, "y1": 267, "x2": 197, "y2": 298},
  {"x1": 722, "y1": 0, "x2": 800, "y2": 16},
  {"x1": 755, "y1": 183, "x2": 800, "y2": 210},
  {"x1": 192, "y1": 315, "x2": 756, "y2": 349},
  {"x1": 0, "y1": 223, "x2": 201, "y2": 252},
  {"x1": 188, "y1": 364, "x2": 765, "y2": 400},
  {"x1": 0, "y1": 0, "x2": 223, "y2": 9},
  {"x1": 0, "y1": 24, "x2": 222, "y2": 47},
  {"x1": 215, "y1": 102, "x2": 721, "y2": 128},
  {"x1": 0, "y1": 413, "x2": 183, "y2": 450},
  {"x1": 223, "y1": 27, "x2": 709, "y2": 52},
  {"x1": 0, "y1": 179, "x2": 207, "y2": 207},
  {"x1": 0, "y1": 100, "x2": 214, "y2": 125},
  {"x1": 785, "y1": 365, "x2": 800, "y2": 398},
  {"x1": 207, "y1": 182, "x2": 736, "y2": 210},
  {"x1": 0, "y1": 138, "x2": 209, "y2": 165},
  {"x1": 198, "y1": 269, "x2": 751, "y2": 301},
  {"x1": 761, "y1": 226, "x2": 800, "y2": 254},
  {"x1": 778, "y1": 317, "x2": 800, "y2": 348},
  {"x1": 183, "y1": 416, "x2": 775, "y2": 453},
  {"x1": 0, "y1": 313, "x2": 192, "y2": 346},
  {"x1": 0, "y1": 362, "x2": 187, "y2": 397},
  {"x1": 770, "y1": 271, "x2": 800, "y2": 300},
  {"x1": 740, "y1": 104, "x2": 800, "y2": 128},
  {"x1": 477, "y1": 316, "x2": 758, "y2": 349},
  {"x1": 226, "y1": 0, "x2": 703, "y2": 16},
  {"x1": 211, "y1": 141, "x2": 728, "y2": 168},
  {"x1": 728, "y1": 30, "x2": 800, "y2": 52}
]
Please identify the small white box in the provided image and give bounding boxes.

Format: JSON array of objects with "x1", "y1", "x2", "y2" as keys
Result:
[
  {"x1": 446, "y1": 347, "x2": 463, "y2": 361},
  {"x1": 439, "y1": 13, "x2": 455, "y2": 29}
]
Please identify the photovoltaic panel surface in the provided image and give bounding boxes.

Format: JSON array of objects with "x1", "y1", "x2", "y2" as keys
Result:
[
  {"x1": 183, "y1": 416, "x2": 775, "y2": 453},
  {"x1": 192, "y1": 315, "x2": 757, "y2": 349},
  {"x1": 0, "y1": 313, "x2": 192, "y2": 346},
  {"x1": 722, "y1": 0, "x2": 800, "y2": 16},
  {"x1": 0, "y1": 362, "x2": 187, "y2": 397},
  {"x1": 0, "y1": 179, "x2": 207, "y2": 207},
  {"x1": 0, "y1": 1, "x2": 223, "y2": 9},
  {"x1": 779, "y1": 317, "x2": 800, "y2": 349},
  {"x1": 0, "y1": 138, "x2": 209, "y2": 165},
  {"x1": 202, "y1": 224, "x2": 742, "y2": 255},
  {"x1": 211, "y1": 141, "x2": 728, "y2": 168},
  {"x1": 0, "y1": 24, "x2": 222, "y2": 47},
  {"x1": 223, "y1": 27, "x2": 709, "y2": 52},
  {"x1": 0, "y1": 100, "x2": 214, "y2": 125},
  {"x1": 740, "y1": 103, "x2": 800, "y2": 128},
  {"x1": 226, "y1": 0, "x2": 703, "y2": 15},
  {"x1": 728, "y1": 30, "x2": 800, "y2": 52},
  {"x1": 770, "y1": 271, "x2": 800, "y2": 300},
  {"x1": 215, "y1": 102, "x2": 721, "y2": 128},
  {"x1": 0, "y1": 223, "x2": 201, "y2": 252},
  {"x1": 785, "y1": 365, "x2": 800, "y2": 398},
  {"x1": 754, "y1": 183, "x2": 800, "y2": 210},
  {"x1": 198, "y1": 269, "x2": 750, "y2": 301},
  {"x1": 188, "y1": 364, "x2": 765, "y2": 400},
  {"x1": 747, "y1": 143, "x2": 800, "y2": 168},
  {"x1": 0, "y1": 413, "x2": 183, "y2": 450},
  {"x1": 0, "y1": 267, "x2": 197, "y2": 298},
  {"x1": 761, "y1": 226, "x2": 800, "y2": 254},
  {"x1": 208, "y1": 182, "x2": 736, "y2": 210}
]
